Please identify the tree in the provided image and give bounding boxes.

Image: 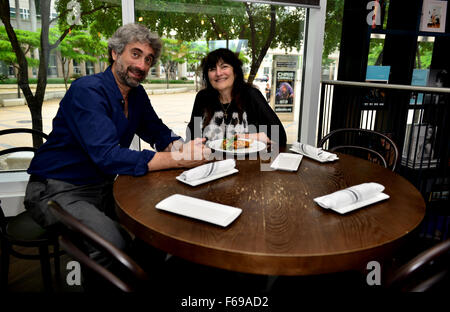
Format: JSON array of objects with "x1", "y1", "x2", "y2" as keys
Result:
[
  {"x1": 367, "y1": 38, "x2": 384, "y2": 66},
  {"x1": 52, "y1": 27, "x2": 108, "y2": 90},
  {"x1": 185, "y1": 41, "x2": 209, "y2": 91},
  {"x1": 415, "y1": 41, "x2": 433, "y2": 69},
  {"x1": 0, "y1": 26, "x2": 40, "y2": 95},
  {"x1": 160, "y1": 38, "x2": 190, "y2": 88},
  {"x1": 0, "y1": 0, "x2": 120, "y2": 147},
  {"x1": 322, "y1": 0, "x2": 345, "y2": 63}
]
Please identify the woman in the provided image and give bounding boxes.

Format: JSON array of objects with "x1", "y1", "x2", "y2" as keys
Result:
[
  {"x1": 275, "y1": 82, "x2": 294, "y2": 104},
  {"x1": 186, "y1": 48, "x2": 287, "y2": 146}
]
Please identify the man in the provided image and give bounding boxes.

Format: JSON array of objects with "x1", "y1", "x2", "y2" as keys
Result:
[{"x1": 24, "y1": 24, "x2": 210, "y2": 278}]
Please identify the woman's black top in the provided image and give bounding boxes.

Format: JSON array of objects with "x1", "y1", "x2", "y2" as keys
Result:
[{"x1": 186, "y1": 86, "x2": 287, "y2": 146}]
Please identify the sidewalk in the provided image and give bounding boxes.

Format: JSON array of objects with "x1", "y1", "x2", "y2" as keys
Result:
[{"x1": 0, "y1": 83, "x2": 197, "y2": 106}]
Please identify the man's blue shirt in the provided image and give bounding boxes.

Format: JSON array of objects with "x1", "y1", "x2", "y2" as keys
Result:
[{"x1": 28, "y1": 67, "x2": 179, "y2": 185}]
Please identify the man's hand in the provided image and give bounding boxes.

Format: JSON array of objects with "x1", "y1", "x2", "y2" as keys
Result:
[
  {"x1": 148, "y1": 138, "x2": 211, "y2": 171},
  {"x1": 163, "y1": 138, "x2": 184, "y2": 152},
  {"x1": 176, "y1": 138, "x2": 211, "y2": 165}
]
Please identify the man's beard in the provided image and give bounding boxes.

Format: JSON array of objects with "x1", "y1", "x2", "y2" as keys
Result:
[{"x1": 114, "y1": 57, "x2": 146, "y2": 88}]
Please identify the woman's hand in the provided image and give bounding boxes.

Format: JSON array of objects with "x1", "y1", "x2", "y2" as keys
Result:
[{"x1": 236, "y1": 132, "x2": 273, "y2": 145}]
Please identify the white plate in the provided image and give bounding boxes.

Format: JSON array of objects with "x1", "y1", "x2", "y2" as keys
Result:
[
  {"x1": 207, "y1": 139, "x2": 266, "y2": 155},
  {"x1": 270, "y1": 153, "x2": 303, "y2": 171},
  {"x1": 315, "y1": 193, "x2": 390, "y2": 214},
  {"x1": 176, "y1": 169, "x2": 239, "y2": 186},
  {"x1": 289, "y1": 147, "x2": 339, "y2": 163},
  {"x1": 155, "y1": 194, "x2": 242, "y2": 227}
]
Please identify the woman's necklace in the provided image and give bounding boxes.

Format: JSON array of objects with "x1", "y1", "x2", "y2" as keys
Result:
[{"x1": 220, "y1": 101, "x2": 231, "y2": 119}]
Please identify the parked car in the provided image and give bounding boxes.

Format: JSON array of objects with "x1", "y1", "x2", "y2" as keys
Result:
[{"x1": 255, "y1": 74, "x2": 269, "y2": 82}]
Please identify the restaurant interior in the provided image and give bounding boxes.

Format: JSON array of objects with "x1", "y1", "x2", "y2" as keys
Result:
[{"x1": 0, "y1": 0, "x2": 449, "y2": 304}]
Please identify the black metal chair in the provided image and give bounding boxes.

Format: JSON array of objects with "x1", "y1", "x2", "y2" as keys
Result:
[
  {"x1": 386, "y1": 238, "x2": 450, "y2": 291},
  {"x1": 0, "y1": 128, "x2": 60, "y2": 291},
  {"x1": 47, "y1": 200, "x2": 149, "y2": 292},
  {"x1": 318, "y1": 128, "x2": 399, "y2": 171}
]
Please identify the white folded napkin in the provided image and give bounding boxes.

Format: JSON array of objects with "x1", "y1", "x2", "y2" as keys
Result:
[
  {"x1": 178, "y1": 159, "x2": 236, "y2": 182},
  {"x1": 314, "y1": 182, "x2": 385, "y2": 209},
  {"x1": 291, "y1": 142, "x2": 338, "y2": 161}
]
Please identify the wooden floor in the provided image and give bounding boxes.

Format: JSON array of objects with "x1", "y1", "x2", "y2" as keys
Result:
[
  {"x1": 2, "y1": 245, "x2": 83, "y2": 293},
  {"x1": 2, "y1": 235, "x2": 443, "y2": 293}
]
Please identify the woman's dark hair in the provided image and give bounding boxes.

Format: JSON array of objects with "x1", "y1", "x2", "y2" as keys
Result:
[{"x1": 201, "y1": 48, "x2": 249, "y2": 126}]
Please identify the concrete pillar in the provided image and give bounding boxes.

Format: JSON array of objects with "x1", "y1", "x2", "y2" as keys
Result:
[
  {"x1": 155, "y1": 63, "x2": 161, "y2": 78},
  {"x1": 67, "y1": 60, "x2": 73, "y2": 78},
  {"x1": 94, "y1": 61, "x2": 101, "y2": 74},
  {"x1": 56, "y1": 51, "x2": 64, "y2": 78},
  {"x1": 178, "y1": 62, "x2": 187, "y2": 79},
  {"x1": 80, "y1": 61, "x2": 86, "y2": 76}
]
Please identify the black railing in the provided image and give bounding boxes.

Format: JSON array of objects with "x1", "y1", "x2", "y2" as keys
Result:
[{"x1": 318, "y1": 80, "x2": 450, "y2": 241}]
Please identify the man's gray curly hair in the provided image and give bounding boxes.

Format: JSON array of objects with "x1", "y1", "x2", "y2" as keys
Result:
[{"x1": 108, "y1": 24, "x2": 162, "y2": 67}]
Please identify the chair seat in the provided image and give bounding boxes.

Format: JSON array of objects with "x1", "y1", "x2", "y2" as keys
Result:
[{"x1": 6, "y1": 211, "x2": 49, "y2": 241}]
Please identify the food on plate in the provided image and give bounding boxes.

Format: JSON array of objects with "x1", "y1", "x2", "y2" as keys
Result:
[{"x1": 222, "y1": 137, "x2": 252, "y2": 150}]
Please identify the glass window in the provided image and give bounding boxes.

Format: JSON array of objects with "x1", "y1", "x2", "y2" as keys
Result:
[
  {"x1": 321, "y1": 0, "x2": 344, "y2": 80},
  {"x1": 85, "y1": 60, "x2": 95, "y2": 75},
  {"x1": 47, "y1": 52, "x2": 58, "y2": 77},
  {"x1": 0, "y1": 61, "x2": 8, "y2": 76},
  {"x1": 415, "y1": 36, "x2": 434, "y2": 70},
  {"x1": 0, "y1": 1, "x2": 121, "y2": 171},
  {"x1": 8, "y1": 65, "x2": 15, "y2": 77},
  {"x1": 20, "y1": 8, "x2": 30, "y2": 20},
  {"x1": 135, "y1": 0, "x2": 307, "y2": 146},
  {"x1": 98, "y1": 61, "x2": 106, "y2": 73},
  {"x1": 367, "y1": 35, "x2": 385, "y2": 66},
  {"x1": 72, "y1": 60, "x2": 82, "y2": 75}
]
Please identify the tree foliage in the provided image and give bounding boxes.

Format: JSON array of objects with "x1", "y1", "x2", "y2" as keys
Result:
[
  {"x1": 160, "y1": 38, "x2": 190, "y2": 87},
  {"x1": 51, "y1": 26, "x2": 107, "y2": 89},
  {"x1": 368, "y1": 38, "x2": 384, "y2": 66},
  {"x1": 415, "y1": 41, "x2": 433, "y2": 69},
  {"x1": 0, "y1": 26, "x2": 40, "y2": 68},
  {"x1": 323, "y1": 0, "x2": 345, "y2": 63},
  {"x1": 54, "y1": 0, "x2": 121, "y2": 39}
]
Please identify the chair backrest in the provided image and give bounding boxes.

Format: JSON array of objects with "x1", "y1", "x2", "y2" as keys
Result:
[
  {"x1": 386, "y1": 239, "x2": 450, "y2": 291},
  {"x1": 0, "y1": 128, "x2": 49, "y2": 156},
  {"x1": 318, "y1": 128, "x2": 399, "y2": 171},
  {"x1": 47, "y1": 200, "x2": 148, "y2": 292},
  {"x1": 0, "y1": 128, "x2": 49, "y2": 230}
]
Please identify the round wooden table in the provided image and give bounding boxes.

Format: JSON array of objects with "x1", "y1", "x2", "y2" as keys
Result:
[{"x1": 114, "y1": 150, "x2": 426, "y2": 276}]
